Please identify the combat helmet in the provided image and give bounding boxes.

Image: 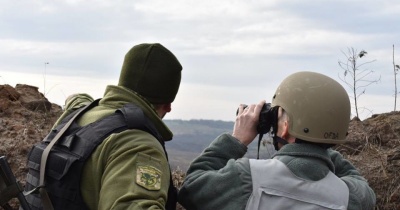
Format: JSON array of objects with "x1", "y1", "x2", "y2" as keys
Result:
[{"x1": 271, "y1": 71, "x2": 350, "y2": 144}]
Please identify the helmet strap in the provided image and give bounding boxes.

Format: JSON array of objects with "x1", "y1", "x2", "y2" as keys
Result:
[
  {"x1": 273, "y1": 136, "x2": 288, "y2": 151},
  {"x1": 270, "y1": 106, "x2": 287, "y2": 151},
  {"x1": 257, "y1": 134, "x2": 263, "y2": 159}
]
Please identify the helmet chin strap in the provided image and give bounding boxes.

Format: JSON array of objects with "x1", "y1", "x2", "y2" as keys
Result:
[
  {"x1": 270, "y1": 106, "x2": 288, "y2": 151},
  {"x1": 273, "y1": 136, "x2": 288, "y2": 151}
]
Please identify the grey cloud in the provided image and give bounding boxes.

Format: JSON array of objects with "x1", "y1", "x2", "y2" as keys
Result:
[
  {"x1": 272, "y1": 0, "x2": 400, "y2": 35},
  {"x1": 0, "y1": 0, "x2": 399, "y2": 119}
]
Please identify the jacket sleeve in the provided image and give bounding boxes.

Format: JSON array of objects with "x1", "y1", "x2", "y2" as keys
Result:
[
  {"x1": 328, "y1": 149, "x2": 376, "y2": 210},
  {"x1": 81, "y1": 129, "x2": 171, "y2": 210},
  {"x1": 178, "y1": 133, "x2": 253, "y2": 210}
]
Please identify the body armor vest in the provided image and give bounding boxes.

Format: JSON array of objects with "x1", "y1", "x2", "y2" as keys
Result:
[
  {"x1": 246, "y1": 159, "x2": 349, "y2": 210},
  {"x1": 24, "y1": 100, "x2": 177, "y2": 210}
]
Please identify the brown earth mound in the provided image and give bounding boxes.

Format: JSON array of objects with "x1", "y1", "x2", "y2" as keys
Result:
[
  {"x1": 336, "y1": 113, "x2": 400, "y2": 209},
  {"x1": 0, "y1": 84, "x2": 399, "y2": 209}
]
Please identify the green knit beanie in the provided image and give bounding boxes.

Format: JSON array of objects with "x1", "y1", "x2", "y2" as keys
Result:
[{"x1": 118, "y1": 43, "x2": 182, "y2": 104}]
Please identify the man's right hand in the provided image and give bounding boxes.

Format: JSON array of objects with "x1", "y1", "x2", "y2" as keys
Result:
[{"x1": 232, "y1": 100, "x2": 265, "y2": 146}]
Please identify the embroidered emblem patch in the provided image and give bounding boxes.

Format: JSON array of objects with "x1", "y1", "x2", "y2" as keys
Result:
[{"x1": 136, "y1": 165, "x2": 161, "y2": 190}]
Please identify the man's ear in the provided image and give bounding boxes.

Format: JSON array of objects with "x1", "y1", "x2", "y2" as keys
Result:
[
  {"x1": 281, "y1": 120, "x2": 289, "y2": 138},
  {"x1": 154, "y1": 103, "x2": 172, "y2": 119},
  {"x1": 282, "y1": 121, "x2": 296, "y2": 143},
  {"x1": 163, "y1": 103, "x2": 172, "y2": 113}
]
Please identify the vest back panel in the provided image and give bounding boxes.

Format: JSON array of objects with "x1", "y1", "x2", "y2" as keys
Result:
[
  {"x1": 24, "y1": 103, "x2": 165, "y2": 210},
  {"x1": 246, "y1": 159, "x2": 349, "y2": 210}
]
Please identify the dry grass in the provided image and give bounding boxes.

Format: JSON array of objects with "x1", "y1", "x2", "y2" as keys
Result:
[
  {"x1": 336, "y1": 114, "x2": 400, "y2": 210},
  {"x1": 172, "y1": 168, "x2": 187, "y2": 210}
]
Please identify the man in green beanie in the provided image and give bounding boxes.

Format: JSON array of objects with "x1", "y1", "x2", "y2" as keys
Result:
[
  {"x1": 178, "y1": 71, "x2": 375, "y2": 210},
  {"x1": 24, "y1": 43, "x2": 182, "y2": 210}
]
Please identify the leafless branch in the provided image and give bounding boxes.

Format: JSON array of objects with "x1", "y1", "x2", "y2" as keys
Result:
[{"x1": 337, "y1": 47, "x2": 380, "y2": 119}]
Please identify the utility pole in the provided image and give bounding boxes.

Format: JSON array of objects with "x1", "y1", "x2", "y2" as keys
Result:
[{"x1": 44, "y1": 62, "x2": 49, "y2": 96}]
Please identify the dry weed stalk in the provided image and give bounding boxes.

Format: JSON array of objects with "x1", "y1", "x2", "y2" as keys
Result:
[{"x1": 172, "y1": 167, "x2": 186, "y2": 190}]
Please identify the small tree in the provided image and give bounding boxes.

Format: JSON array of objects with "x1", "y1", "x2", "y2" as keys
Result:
[
  {"x1": 393, "y1": 45, "x2": 400, "y2": 111},
  {"x1": 338, "y1": 47, "x2": 380, "y2": 119}
]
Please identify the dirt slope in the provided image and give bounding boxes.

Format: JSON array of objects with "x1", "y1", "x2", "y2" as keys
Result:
[
  {"x1": 338, "y1": 113, "x2": 400, "y2": 209},
  {"x1": 0, "y1": 84, "x2": 399, "y2": 210}
]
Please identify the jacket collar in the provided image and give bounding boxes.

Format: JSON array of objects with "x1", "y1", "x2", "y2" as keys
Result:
[
  {"x1": 273, "y1": 143, "x2": 335, "y2": 173},
  {"x1": 100, "y1": 85, "x2": 173, "y2": 141}
]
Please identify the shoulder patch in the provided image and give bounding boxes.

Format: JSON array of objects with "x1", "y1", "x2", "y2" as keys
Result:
[{"x1": 136, "y1": 165, "x2": 162, "y2": 190}]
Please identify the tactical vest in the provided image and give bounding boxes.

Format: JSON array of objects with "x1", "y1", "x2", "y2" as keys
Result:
[
  {"x1": 24, "y1": 100, "x2": 177, "y2": 210},
  {"x1": 246, "y1": 159, "x2": 349, "y2": 210}
]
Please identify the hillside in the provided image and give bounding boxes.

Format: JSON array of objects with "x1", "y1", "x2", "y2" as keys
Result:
[
  {"x1": 164, "y1": 119, "x2": 276, "y2": 171},
  {"x1": 0, "y1": 84, "x2": 399, "y2": 210}
]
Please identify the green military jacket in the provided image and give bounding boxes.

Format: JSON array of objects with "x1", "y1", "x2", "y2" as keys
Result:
[
  {"x1": 178, "y1": 133, "x2": 376, "y2": 210},
  {"x1": 56, "y1": 85, "x2": 173, "y2": 210}
]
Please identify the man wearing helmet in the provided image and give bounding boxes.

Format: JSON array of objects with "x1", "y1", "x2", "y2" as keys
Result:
[{"x1": 178, "y1": 71, "x2": 376, "y2": 210}]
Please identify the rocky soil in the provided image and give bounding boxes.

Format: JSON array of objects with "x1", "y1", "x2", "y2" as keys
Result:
[{"x1": 1, "y1": 84, "x2": 399, "y2": 210}]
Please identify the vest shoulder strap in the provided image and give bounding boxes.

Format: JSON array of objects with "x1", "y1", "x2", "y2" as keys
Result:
[{"x1": 24, "y1": 100, "x2": 176, "y2": 210}]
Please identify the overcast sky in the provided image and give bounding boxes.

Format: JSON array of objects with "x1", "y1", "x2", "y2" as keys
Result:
[{"x1": 1, "y1": 0, "x2": 399, "y2": 121}]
